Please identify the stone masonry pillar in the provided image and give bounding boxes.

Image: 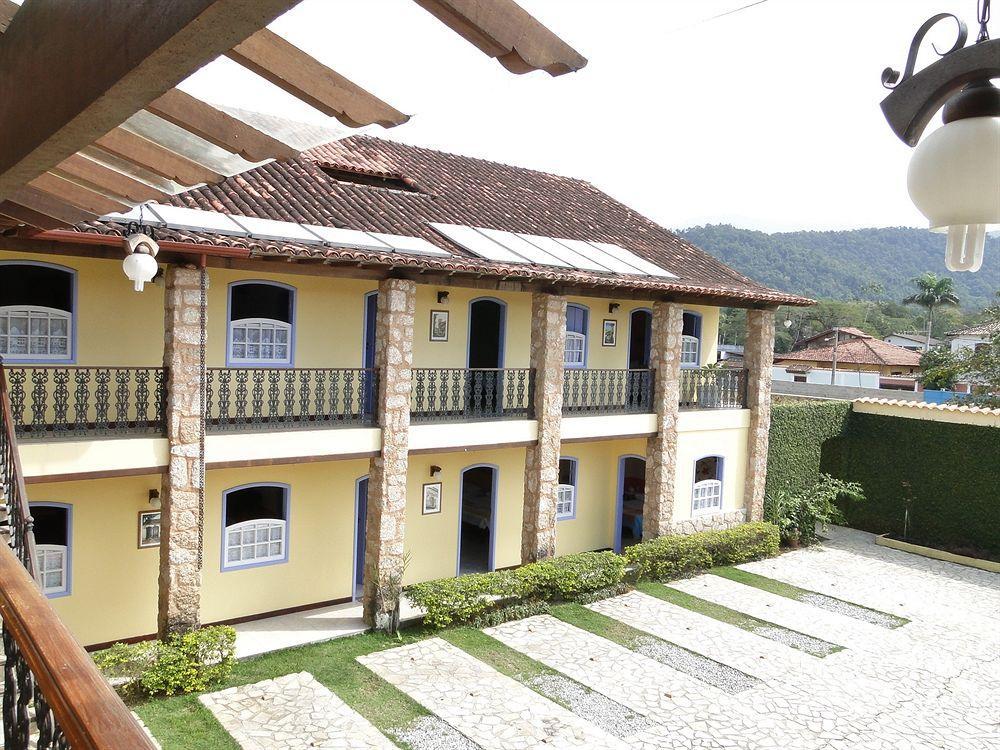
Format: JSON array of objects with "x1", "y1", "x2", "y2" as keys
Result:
[
  {"x1": 158, "y1": 266, "x2": 207, "y2": 638},
  {"x1": 521, "y1": 293, "x2": 567, "y2": 564},
  {"x1": 363, "y1": 278, "x2": 416, "y2": 629},
  {"x1": 743, "y1": 308, "x2": 776, "y2": 521},
  {"x1": 642, "y1": 301, "x2": 684, "y2": 539}
]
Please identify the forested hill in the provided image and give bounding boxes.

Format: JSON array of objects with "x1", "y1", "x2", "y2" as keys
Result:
[{"x1": 678, "y1": 225, "x2": 999, "y2": 309}]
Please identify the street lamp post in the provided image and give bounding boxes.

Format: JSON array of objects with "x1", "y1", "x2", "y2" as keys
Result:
[{"x1": 880, "y1": 0, "x2": 999, "y2": 273}]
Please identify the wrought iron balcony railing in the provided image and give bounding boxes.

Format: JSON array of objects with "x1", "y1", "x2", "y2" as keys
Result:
[
  {"x1": 0, "y1": 362, "x2": 156, "y2": 750},
  {"x1": 411, "y1": 368, "x2": 534, "y2": 422},
  {"x1": 206, "y1": 367, "x2": 378, "y2": 432},
  {"x1": 679, "y1": 367, "x2": 748, "y2": 409},
  {"x1": 562, "y1": 369, "x2": 654, "y2": 415},
  {"x1": 5, "y1": 367, "x2": 167, "y2": 440}
]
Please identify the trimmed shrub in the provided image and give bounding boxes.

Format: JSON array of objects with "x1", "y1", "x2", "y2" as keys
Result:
[
  {"x1": 471, "y1": 600, "x2": 551, "y2": 629},
  {"x1": 699, "y1": 522, "x2": 780, "y2": 565},
  {"x1": 93, "y1": 626, "x2": 236, "y2": 697},
  {"x1": 514, "y1": 551, "x2": 626, "y2": 602},
  {"x1": 405, "y1": 570, "x2": 525, "y2": 629},
  {"x1": 766, "y1": 400, "x2": 851, "y2": 499},
  {"x1": 624, "y1": 534, "x2": 712, "y2": 580}
]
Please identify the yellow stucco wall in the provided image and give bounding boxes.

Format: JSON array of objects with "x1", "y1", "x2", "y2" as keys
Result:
[
  {"x1": 673, "y1": 421, "x2": 749, "y2": 523},
  {"x1": 28, "y1": 473, "x2": 162, "y2": 647},
  {"x1": 555, "y1": 438, "x2": 647, "y2": 556},
  {"x1": 0, "y1": 249, "x2": 164, "y2": 366},
  {"x1": 200, "y1": 459, "x2": 368, "y2": 624}
]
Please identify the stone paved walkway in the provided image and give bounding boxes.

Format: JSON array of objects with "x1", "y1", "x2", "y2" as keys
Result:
[{"x1": 194, "y1": 527, "x2": 1000, "y2": 750}]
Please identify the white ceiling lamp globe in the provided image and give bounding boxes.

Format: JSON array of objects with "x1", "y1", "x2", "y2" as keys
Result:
[
  {"x1": 122, "y1": 252, "x2": 158, "y2": 292},
  {"x1": 906, "y1": 82, "x2": 1000, "y2": 273}
]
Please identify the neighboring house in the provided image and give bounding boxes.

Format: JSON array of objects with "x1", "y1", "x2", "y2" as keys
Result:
[
  {"x1": 774, "y1": 329, "x2": 922, "y2": 390},
  {"x1": 791, "y1": 326, "x2": 871, "y2": 351},
  {"x1": 883, "y1": 331, "x2": 941, "y2": 352},
  {"x1": 947, "y1": 321, "x2": 1000, "y2": 354},
  {"x1": 0, "y1": 134, "x2": 808, "y2": 648}
]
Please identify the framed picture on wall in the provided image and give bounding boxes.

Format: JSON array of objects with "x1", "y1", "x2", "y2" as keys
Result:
[
  {"x1": 602, "y1": 319, "x2": 617, "y2": 347},
  {"x1": 422, "y1": 482, "x2": 442, "y2": 514},
  {"x1": 430, "y1": 310, "x2": 449, "y2": 342},
  {"x1": 138, "y1": 510, "x2": 161, "y2": 548}
]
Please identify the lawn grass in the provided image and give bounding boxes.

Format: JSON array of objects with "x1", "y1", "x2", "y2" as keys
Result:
[
  {"x1": 549, "y1": 601, "x2": 648, "y2": 648},
  {"x1": 709, "y1": 567, "x2": 909, "y2": 627},
  {"x1": 134, "y1": 628, "x2": 435, "y2": 750},
  {"x1": 440, "y1": 627, "x2": 557, "y2": 682},
  {"x1": 636, "y1": 581, "x2": 844, "y2": 656}
]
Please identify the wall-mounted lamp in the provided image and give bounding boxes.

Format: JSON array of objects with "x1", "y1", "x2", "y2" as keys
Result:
[
  {"x1": 608, "y1": 302, "x2": 620, "y2": 314},
  {"x1": 437, "y1": 291, "x2": 449, "y2": 304},
  {"x1": 148, "y1": 489, "x2": 161, "y2": 509},
  {"x1": 783, "y1": 318, "x2": 793, "y2": 329},
  {"x1": 430, "y1": 465, "x2": 442, "y2": 478}
]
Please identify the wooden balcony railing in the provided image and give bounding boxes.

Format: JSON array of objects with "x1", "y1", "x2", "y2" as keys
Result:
[
  {"x1": 0, "y1": 361, "x2": 156, "y2": 750},
  {"x1": 679, "y1": 367, "x2": 748, "y2": 409},
  {"x1": 411, "y1": 368, "x2": 534, "y2": 422},
  {"x1": 206, "y1": 367, "x2": 378, "y2": 432},
  {"x1": 6, "y1": 366, "x2": 167, "y2": 440},
  {"x1": 562, "y1": 369, "x2": 654, "y2": 415}
]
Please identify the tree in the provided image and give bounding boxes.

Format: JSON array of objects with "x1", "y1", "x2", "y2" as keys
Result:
[{"x1": 903, "y1": 273, "x2": 960, "y2": 349}]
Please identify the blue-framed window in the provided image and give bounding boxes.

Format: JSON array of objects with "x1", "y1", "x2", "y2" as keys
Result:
[
  {"x1": 681, "y1": 311, "x2": 702, "y2": 368},
  {"x1": 30, "y1": 502, "x2": 72, "y2": 597},
  {"x1": 227, "y1": 281, "x2": 295, "y2": 366},
  {"x1": 564, "y1": 304, "x2": 589, "y2": 368},
  {"x1": 557, "y1": 457, "x2": 578, "y2": 520},
  {"x1": 0, "y1": 262, "x2": 76, "y2": 363},
  {"x1": 222, "y1": 483, "x2": 290, "y2": 570},
  {"x1": 692, "y1": 456, "x2": 723, "y2": 515}
]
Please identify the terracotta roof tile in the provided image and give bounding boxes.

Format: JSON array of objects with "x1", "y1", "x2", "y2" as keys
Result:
[{"x1": 776, "y1": 338, "x2": 923, "y2": 367}]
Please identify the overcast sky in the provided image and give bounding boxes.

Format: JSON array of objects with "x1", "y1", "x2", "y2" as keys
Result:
[{"x1": 179, "y1": 0, "x2": 979, "y2": 233}]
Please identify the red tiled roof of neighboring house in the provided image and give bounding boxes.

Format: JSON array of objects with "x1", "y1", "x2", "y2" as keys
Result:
[
  {"x1": 75, "y1": 135, "x2": 812, "y2": 307},
  {"x1": 776, "y1": 337, "x2": 923, "y2": 367},
  {"x1": 796, "y1": 326, "x2": 872, "y2": 349},
  {"x1": 947, "y1": 320, "x2": 1000, "y2": 338}
]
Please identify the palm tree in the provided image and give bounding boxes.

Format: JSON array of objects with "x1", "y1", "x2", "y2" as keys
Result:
[{"x1": 903, "y1": 273, "x2": 960, "y2": 349}]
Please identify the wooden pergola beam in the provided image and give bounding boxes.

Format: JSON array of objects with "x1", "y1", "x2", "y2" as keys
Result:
[
  {"x1": 412, "y1": 0, "x2": 587, "y2": 76},
  {"x1": 0, "y1": 0, "x2": 16, "y2": 34},
  {"x1": 53, "y1": 154, "x2": 167, "y2": 204},
  {"x1": 226, "y1": 29, "x2": 410, "y2": 129},
  {"x1": 146, "y1": 88, "x2": 299, "y2": 162},
  {"x1": 0, "y1": 0, "x2": 303, "y2": 200},
  {"x1": 93, "y1": 128, "x2": 223, "y2": 187},
  {"x1": 29, "y1": 173, "x2": 128, "y2": 217},
  {"x1": 4, "y1": 187, "x2": 94, "y2": 227}
]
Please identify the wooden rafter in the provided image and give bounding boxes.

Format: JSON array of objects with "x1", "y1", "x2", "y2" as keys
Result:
[
  {"x1": 93, "y1": 128, "x2": 223, "y2": 187},
  {"x1": 146, "y1": 88, "x2": 300, "y2": 162},
  {"x1": 0, "y1": 0, "x2": 16, "y2": 34},
  {"x1": 29, "y1": 173, "x2": 128, "y2": 216},
  {"x1": 412, "y1": 0, "x2": 587, "y2": 76},
  {"x1": 226, "y1": 29, "x2": 410, "y2": 129},
  {"x1": 4, "y1": 187, "x2": 93, "y2": 227},
  {"x1": 52, "y1": 154, "x2": 167, "y2": 204}
]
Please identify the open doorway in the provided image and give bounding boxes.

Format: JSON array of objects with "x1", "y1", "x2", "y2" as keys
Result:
[
  {"x1": 628, "y1": 309, "x2": 652, "y2": 369},
  {"x1": 354, "y1": 476, "x2": 368, "y2": 600},
  {"x1": 467, "y1": 298, "x2": 506, "y2": 417},
  {"x1": 615, "y1": 455, "x2": 646, "y2": 553},
  {"x1": 458, "y1": 465, "x2": 497, "y2": 574}
]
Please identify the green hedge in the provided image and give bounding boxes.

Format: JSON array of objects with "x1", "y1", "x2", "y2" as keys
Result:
[
  {"x1": 825, "y1": 412, "x2": 1000, "y2": 555},
  {"x1": 406, "y1": 524, "x2": 779, "y2": 629},
  {"x1": 766, "y1": 400, "x2": 851, "y2": 498}
]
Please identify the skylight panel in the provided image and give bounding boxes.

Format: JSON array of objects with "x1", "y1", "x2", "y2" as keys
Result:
[
  {"x1": 146, "y1": 204, "x2": 249, "y2": 236},
  {"x1": 429, "y1": 223, "x2": 528, "y2": 263},
  {"x1": 100, "y1": 205, "x2": 165, "y2": 226},
  {"x1": 520, "y1": 234, "x2": 612, "y2": 272},
  {"x1": 303, "y1": 225, "x2": 393, "y2": 251},
  {"x1": 477, "y1": 228, "x2": 571, "y2": 267},
  {"x1": 371, "y1": 233, "x2": 451, "y2": 257},
  {"x1": 227, "y1": 215, "x2": 323, "y2": 244},
  {"x1": 589, "y1": 241, "x2": 678, "y2": 278},
  {"x1": 558, "y1": 238, "x2": 639, "y2": 274}
]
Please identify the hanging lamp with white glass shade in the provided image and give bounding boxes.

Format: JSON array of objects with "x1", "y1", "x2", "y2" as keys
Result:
[{"x1": 122, "y1": 230, "x2": 160, "y2": 292}]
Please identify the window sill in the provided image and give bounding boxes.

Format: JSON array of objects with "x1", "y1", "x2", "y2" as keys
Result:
[{"x1": 222, "y1": 557, "x2": 289, "y2": 572}]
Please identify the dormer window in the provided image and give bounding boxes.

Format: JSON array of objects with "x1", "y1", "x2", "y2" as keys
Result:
[{"x1": 227, "y1": 281, "x2": 295, "y2": 366}]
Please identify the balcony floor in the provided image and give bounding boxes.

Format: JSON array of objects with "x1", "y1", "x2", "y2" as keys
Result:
[{"x1": 232, "y1": 598, "x2": 425, "y2": 659}]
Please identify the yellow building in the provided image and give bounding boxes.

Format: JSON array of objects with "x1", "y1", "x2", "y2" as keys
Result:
[{"x1": 1, "y1": 136, "x2": 808, "y2": 647}]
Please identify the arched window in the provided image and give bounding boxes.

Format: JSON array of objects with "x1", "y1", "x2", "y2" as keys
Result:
[
  {"x1": 692, "y1": 456, "x2": 723, "y2": 515},
  {"x1": 0, "y1": 263, "x2": 75, "y2": 362},
  {"x1": 557, "y1": 457, "x2": 578, "y2": 520},
  {"x1": 564, "y1": 304, "x2": 588, "y2": 368},
  {"x1": 30, "y1": 503, "x2": 71, "y2": 596},
  {"x1": 681, "y1": 311, "x2": 702, "y2": 368},
  {"x1": 222, "y1": 483, "x2": 289, "y2": 569},
  {"x1": 227, "y1": 281, "x2": 295, "y2": 366}
]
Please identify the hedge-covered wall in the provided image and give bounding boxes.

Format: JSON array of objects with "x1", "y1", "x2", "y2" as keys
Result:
[
  {"x1": 765, "y1": 401, "x2": 852, "y2": 498},
  {"x1": 823, "y1": 413, "x2": 1000, "y2": 556},
  {"x1": 767, "y1": 400, "x2": 1000, "y2": 556}
]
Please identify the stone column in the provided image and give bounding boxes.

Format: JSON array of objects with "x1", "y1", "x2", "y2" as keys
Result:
[
  {"x1": 642, "y1": 301, "x2": 684, "y2": 539},
  {"x1": 363, "y1": 278, "x2": 416, "y2": 629},
  {"x1": 521, "y1": 293, "x2": 567, "y2": 564},
  {"x1": 158, "y1": 266, "x2": 207, "y2": 638},
  {"x1": 743, "y1": 308, "x2": 776, "y2": 522}
]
